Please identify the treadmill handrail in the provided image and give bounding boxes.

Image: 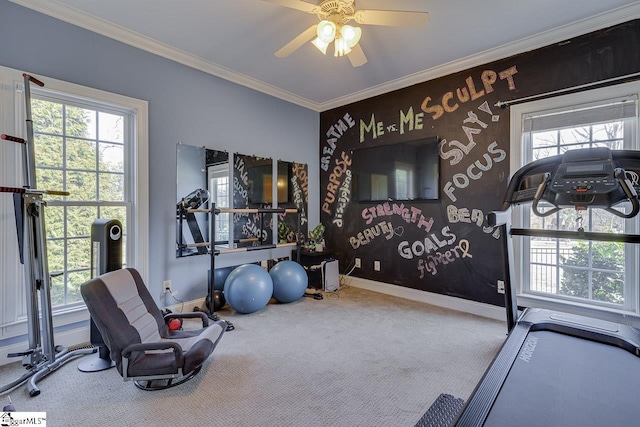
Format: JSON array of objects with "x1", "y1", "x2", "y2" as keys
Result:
[
  {"x1": 531, "y1": 172, "x2": 561, "y2": 217},
  {"x1": 487, "y1": 208, "x2": 510, "y2": 227},
  {"x1": 500, "y1": 155, "x2": 563, "y2": 210},
  {"x1": 511, "y1": 228, "x2": 640, "y2": 244},
  {"x1": 604, "y1": 167, "x2": 640, "y2": 219}
]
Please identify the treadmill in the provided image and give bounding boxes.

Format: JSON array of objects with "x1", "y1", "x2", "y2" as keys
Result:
[{"x1": 454, "y1": 147, "x2": 640, "y2": 426}]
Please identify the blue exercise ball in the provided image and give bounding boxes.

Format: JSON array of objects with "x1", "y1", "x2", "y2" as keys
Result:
[
  {"x1": 269, "y1": 260, "x2": 308, "y2": 303},
  {"x1": 212, "y1": 266, "x2": 234, "y2": 291},
  {"x1": 223, "y1": 264, "x2": 273, "y2": 314}
]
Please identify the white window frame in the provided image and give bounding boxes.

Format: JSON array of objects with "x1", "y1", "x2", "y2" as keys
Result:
[
  {"x1": 510, "y1": 81, "x2": 640, "y2": 325},
  {"x1": 0, "y1": 65, "x2": 148, "y2": 339},
  {"x1": 209, "y1": 163, "x2": 231, "y2": 246}
]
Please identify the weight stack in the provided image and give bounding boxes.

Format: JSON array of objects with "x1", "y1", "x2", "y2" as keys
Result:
[{"x1": 78, "y1": 219, "x2": 122, "y2": 372}]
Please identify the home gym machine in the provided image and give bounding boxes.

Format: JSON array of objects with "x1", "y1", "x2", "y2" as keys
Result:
[
  {"x1": 455, "y1": 147, "x2": 640, "y2": 426},
  {"x1": 0, "y1": 73, "x2": 96, "y2": 397}
]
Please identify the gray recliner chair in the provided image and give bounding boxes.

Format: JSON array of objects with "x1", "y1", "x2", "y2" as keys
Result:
[{"x1": 81, "y1": 268, "x2": 226, "y2": 390}]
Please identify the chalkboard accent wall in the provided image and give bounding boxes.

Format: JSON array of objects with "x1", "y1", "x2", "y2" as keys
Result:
[{"x1": 319, "y1": 19, "x2": 640, "y2": 307}]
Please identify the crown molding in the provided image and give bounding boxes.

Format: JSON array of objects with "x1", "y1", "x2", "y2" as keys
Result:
[{"x1": 10, "y1": 0, "x2": 640, "y2": 113}]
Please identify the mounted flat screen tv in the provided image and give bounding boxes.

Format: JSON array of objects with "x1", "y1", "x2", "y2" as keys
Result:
[{"x1": 351, "y1": 137, "x2": 440, "y2": 202}]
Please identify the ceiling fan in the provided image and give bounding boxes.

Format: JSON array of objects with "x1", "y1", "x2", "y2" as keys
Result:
[{"x1": 263, "y1": 0, "x2": 429, "y2": 67}]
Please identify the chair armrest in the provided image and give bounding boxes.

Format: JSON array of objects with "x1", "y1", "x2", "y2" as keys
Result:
[
  {"x1": 122, "y1": 341, "x2": 183, "y2": 359},
  {"x1": 164, "y1": 311, "x2": 209, "y2": 327},
  {"x1": 121, "y1": 341, "x2": 185, "y2": 381}
]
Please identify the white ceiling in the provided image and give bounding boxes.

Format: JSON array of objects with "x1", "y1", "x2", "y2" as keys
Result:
[{"x1": 11, "y1": 0, "x2": 640, "y2": 111}]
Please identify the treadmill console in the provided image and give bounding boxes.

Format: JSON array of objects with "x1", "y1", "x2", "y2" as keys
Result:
[
  {"x1": 504, "y1": 148, "x2": 640, "y2": 218},
  {"x1": 549, "y1": 149, "x2": 618, "y2": 209}
]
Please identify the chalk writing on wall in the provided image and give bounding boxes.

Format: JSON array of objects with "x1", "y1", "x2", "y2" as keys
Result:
[
  {"x1": 447, "y1": 204, "x2": 500, "y2": 239},
  {"x1": 443, "y1": 141, "x2": 507, "y2": 202},
  {"x1": 437, "y1": 99, "x2": 507, "y2": 202},
  {"x1": 361, "y1": 202, "x2": 434, "y2": 232},
  {"x1": 321, "y1": 113, "x2": 356, "y2": 172},
  {"x1": 417, "y1": 239, "x2": 473, "y2": 277},
  {"x1": 358, "y1": 67, "x2": 518, "y2": 145},
  {"x1": 349, "y1": 220, "x2": 399, "y2": 250},
  {"x1": 421, "y1": 66, "x2": 518, "y2": 120},
  {"x1": 322, "y1": 151, "x2": 352, "y2": 216},
  {"x1": 397, "y1": 226, "x2": 457, "y2": 260},
  {"x1": 332, "y1": 169, "x2": 352, "y2": 228},
  {"x1": 359, "y1": 107, "x2": 425, "y2": 143},
  {"x1": 439, "y1": 101, "x2": 501, "y2": 166}
]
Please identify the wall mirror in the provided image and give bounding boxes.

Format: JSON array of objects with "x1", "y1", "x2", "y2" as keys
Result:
[
  {"x1": 176, "y1": 144, "x2": 308, "y2": 257},
  {"x1": 207, "y1": 148, "x2": 231, "y2": 249},
  {"x1": 177, "y1": 144, "x2": 208, "y2": 257},
  {"x1": 276, "y1": 160, "x2": 309, "y2": 244},
  {"x1": 176, "y1": 144, "x2": 230, "y2": 257},
  {"x1": 232, "y1": 153, "x2": 274, "y2": 248}
]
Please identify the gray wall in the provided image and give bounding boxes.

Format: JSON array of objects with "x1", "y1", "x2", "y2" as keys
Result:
[{"x1": 0, "y1": 2, "x2": 319, "y2": 303}]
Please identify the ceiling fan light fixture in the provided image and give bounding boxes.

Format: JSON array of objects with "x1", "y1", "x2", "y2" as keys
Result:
[
  {"x1": 341, "y1": 25, "x2": 362, "y2": 48},
  {"x1": 317, "y1": 20, "x2": 337, "y2": 43},
  {"x1": 311, "y1": 37, "x2": 330, "y2": 55},
  {"x1": 334, "y1": 37, "x2": 352, "y2": 57}
]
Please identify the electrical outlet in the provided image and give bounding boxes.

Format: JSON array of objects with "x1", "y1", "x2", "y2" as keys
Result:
[
  {"x1": 374, "y1": 261, "x2": 380, "y2": 271},
  {"x1": 163, "y1": 280, "x2": 171, "y2": 292},
  {"x1": 355, "y1": 258, "x2": 361, "y2": 268},
  {"x1": 497, "y1": 280, "x2": 505, "y2": 294}
]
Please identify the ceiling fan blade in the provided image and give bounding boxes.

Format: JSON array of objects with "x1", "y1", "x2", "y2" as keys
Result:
[
  {"x1": 261, "y1": 0, "x2": 318, "y2": 13},
  {"x1": 275, "y1": 25, "x2": 318, "y2": 58},
  {"x1": 354, "y1": 10, "x2": 429, "y2": 27},
  {"x1": 348, "y1": 44, "x2": 367, "y2": 67}
]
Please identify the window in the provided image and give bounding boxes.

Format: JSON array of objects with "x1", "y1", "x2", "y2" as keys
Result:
[
  {"x1": 209, "y1": 164, "x2": 230, "y2": 245},
  {"x1": 510, "y1": 82, "x2": 640, "y2": 322},
  {"x1": 33, "y1": 94, "x2": 130, "y2": 307},
  {"x1": 0, "y1": 65, "x2": 148, "y2": 336}
]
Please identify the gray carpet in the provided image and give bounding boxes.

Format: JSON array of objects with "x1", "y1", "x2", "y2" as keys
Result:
[{"x1": 0, "y1": 285, "x2": 505, "y2": 426}]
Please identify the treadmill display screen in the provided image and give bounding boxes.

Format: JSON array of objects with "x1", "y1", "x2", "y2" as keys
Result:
[{"x1": 564, "y1": 163, "x2": 605, "y2": 175}]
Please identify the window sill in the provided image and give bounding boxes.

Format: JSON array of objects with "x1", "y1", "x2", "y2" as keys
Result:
[
  {"x1": 0, "y1": 305, "x2": 90, "y2": 341},
  {"x1": 518, "y1": 293, "x2": 640, "y2": 328}
]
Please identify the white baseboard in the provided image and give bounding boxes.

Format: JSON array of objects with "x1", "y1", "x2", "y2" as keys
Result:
[
  {"x1": 343, "y1": 275, "x2": 507, "y2": 322},
  {"x1": 165, "y1": 297, "x2": 206, "y2": 315},
  {"x1": 0, "y1": 325, "x2": 90, "y2": 367}
]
